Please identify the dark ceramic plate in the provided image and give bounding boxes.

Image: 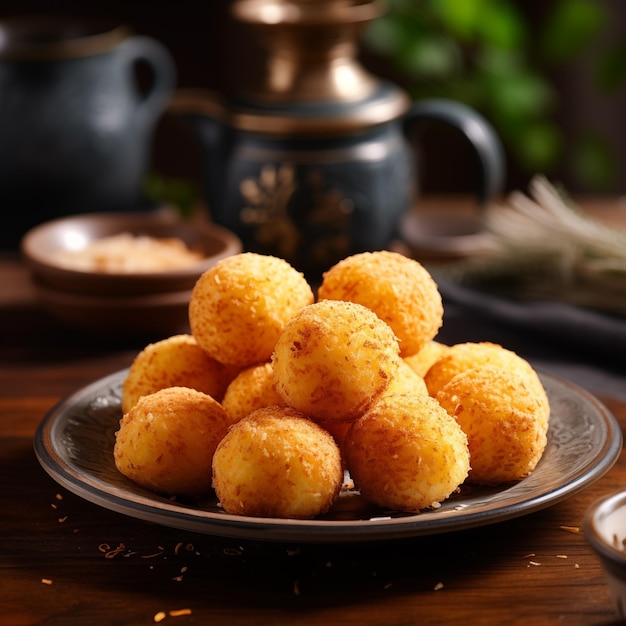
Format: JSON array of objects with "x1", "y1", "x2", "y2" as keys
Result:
[{"x1": 34, "y1": 370, "x2": 621, "y2": 543}]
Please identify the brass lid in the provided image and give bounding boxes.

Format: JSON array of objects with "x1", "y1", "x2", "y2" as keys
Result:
[
  {"x1": 233, "y1": 0, "x2": 385, "y2": 26},
  {"x1": 172, "y1": 82, "x2": 410, "y2": 136}
]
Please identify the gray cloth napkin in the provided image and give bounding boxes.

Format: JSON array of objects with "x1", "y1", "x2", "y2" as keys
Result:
[{"x1": 435, "y1": 278, "x2": 625, "y2": 399}]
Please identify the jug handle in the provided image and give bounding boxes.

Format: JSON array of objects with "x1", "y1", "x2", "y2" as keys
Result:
[
  {"x1": 403, "y1": 98, "x2": 505, "y2": 204},
  {"x1": 122, "y1": 36, "x2": 177, "y2": 123}
]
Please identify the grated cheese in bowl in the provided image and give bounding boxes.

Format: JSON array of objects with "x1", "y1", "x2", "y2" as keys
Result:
[{"x1": 53, "y1": 232, "x2": 205, "y2": 273}]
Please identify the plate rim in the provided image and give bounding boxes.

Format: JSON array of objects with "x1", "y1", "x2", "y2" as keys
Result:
[{"x1": 34, "y1": 369, "x2": 622, "y2": 543}]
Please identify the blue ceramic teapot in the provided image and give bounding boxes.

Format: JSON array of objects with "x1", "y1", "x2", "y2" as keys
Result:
[
  {"x1": 172, "y1": 0, "x2": 504, "y2": 275},
  {"x1": 0, "y1": 16, "x2": 175, "y2": 248}
]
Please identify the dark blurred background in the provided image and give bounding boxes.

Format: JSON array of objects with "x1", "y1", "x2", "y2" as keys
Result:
[{"x1": 1, "y1": 0, "x2": 625, "y2": 202}]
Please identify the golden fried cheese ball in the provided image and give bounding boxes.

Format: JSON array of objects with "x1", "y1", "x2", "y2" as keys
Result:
[
  {"x1": 221, "y1": 362, "x2": 286, "y2": 425},
  {"x1": 189, "y1": 253, "x2": 314, "y2": 367},
  {"x1": 383, "y1": 358, "x2": 429, "y2": 398},
  {"x1": 114, "y1": 387, "x2": 230, "y2": 498},
  {"x1": 424, "y1": 341, "x2": 537, "y2": 398},
  {"x1": 317, "y1": 250, "x2": 443, "y2": 357},
  {"x1": 404, "y1": 340, "x2": 450, "y2": 378},
  {"x1": 212, "y1": 406, "x2": 343, "y2": 519},
  {"x1": 318, "y1": 361, "x2": 428, "y2": 466},
  {"x1": 345, "y1": 392, "x2": 470, "y2": 512},
  {"x1": 272, "y1": 299, "x2": 401, "y2": 423},
  {"x1": 436, "y1": 365, "x2": 550, "y2": 485},
  {"x1": 318, "y1": 420, "x2": 352, "y2": 452},
  {"x1": 121, "y1": 334, "x2": 239, "y2": 414}
]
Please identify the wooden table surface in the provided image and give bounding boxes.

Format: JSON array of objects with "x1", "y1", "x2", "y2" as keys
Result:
[{"x1": 2, "y1": 201, "x2": 626, "y2": 625}]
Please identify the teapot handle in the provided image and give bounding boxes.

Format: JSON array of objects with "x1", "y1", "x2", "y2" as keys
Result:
[
  {"x1": 403, "y1": 99, "x2": 505, "y2": 204},
  {"x1": 121, "y1": 36, "x2": 176, "y2": 124}
]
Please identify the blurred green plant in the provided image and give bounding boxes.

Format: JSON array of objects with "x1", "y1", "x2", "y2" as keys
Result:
[
  {"x1": 363, "y1": 0, "x2": 626, "y2": 190},
  {"x1": 144, "y1": 173, "x2": 201, "y2": 218}
]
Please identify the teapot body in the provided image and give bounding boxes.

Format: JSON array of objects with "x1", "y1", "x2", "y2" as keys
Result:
[
  {"x1": 0, "y1": 17, "x2": 175, "y2": 247},
  {"x1": 181, "y1": 88, "x2": 504, "y2": 275},
  {"x1": 200, "y1": 118, "x2": 413, "y2": 274},
  {"x1": 176, "y1": 0, "x2": 504, "y2": 275}
]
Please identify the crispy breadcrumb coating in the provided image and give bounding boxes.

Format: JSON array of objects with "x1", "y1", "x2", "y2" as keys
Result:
[{"x1": 318, "y1": 250, "x2": 443, "y2": 357}]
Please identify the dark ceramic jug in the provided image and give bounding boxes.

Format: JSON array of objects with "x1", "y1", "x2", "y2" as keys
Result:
[
  {"x1": 0, "y1": 16, "x2": 175, "y2": 248},
  {"x1": 172, "y1": 0, "x2": 505, "y2": 276}
]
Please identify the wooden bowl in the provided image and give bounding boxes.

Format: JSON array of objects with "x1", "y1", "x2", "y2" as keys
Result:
[
  {"x1": 33, "y1": 282, "x2": 194, "y2": 336},
  {"x1": 21, "y1": 212, "x2": 242, "y2": 296},
  {"x1": 20, "y1": 211, "x2": 242, "y2": 335}
]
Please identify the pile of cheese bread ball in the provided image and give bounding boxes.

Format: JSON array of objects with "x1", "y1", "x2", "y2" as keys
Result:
[{"x1": 114, "y1": 250, "x2": 550, "y2": 519}]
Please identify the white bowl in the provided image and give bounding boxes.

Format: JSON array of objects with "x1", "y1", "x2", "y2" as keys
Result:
[{"x1": 585, "y1": 490, "x2": 626, "y2": 619}]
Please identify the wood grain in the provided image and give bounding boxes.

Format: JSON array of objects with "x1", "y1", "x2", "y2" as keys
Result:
[{"x1": 1, "y1": 208, "x2": 625, "y2": 625}]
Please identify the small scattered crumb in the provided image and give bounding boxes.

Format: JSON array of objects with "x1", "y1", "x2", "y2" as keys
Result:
[
  {"x1": 433, "y1": 582, "x2": 444, "y2": 591},
  {"x1": 98, "y1": 540, "x2": 204, "y2": 561},
  {"x1": 153, "y1": 612, "x2": 167, "y2": 623},
  {"x1": 58, "y1": 516, "x2": 68, "y2": 523},
  {"x1": 103, "y1": 543, "x2": 127, "y2": 559},
  {"x1": 41, "y1": 578, "x2": 53, "y2": 585},
  {"x1": 172, "y1": 567, "x2": 188, "y2": 583},
  {"x1": 173, "y1": 541, "x2": 195, "y2": 556},
  {"x1": 560, "y1": 525, "x2": 580, "y2": 534},
  {"x1": 141, "y1": 550, "x2": 165, "y2": 559},
  {"x1": 528, "y1": 561, "x2": 541, "y2": 566},
  {"x1": 55, "y1": 494, "x2": 63, "y2": 501},
  {"x1": 523, "y1": 553, "x2": 536, "y2": 558},
  {"x1": 170, "y1": 609, "x2": 192, "y2": 617},
  {"x1": 556, "y1": 554, "x2": 568, "y2": 559}
]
